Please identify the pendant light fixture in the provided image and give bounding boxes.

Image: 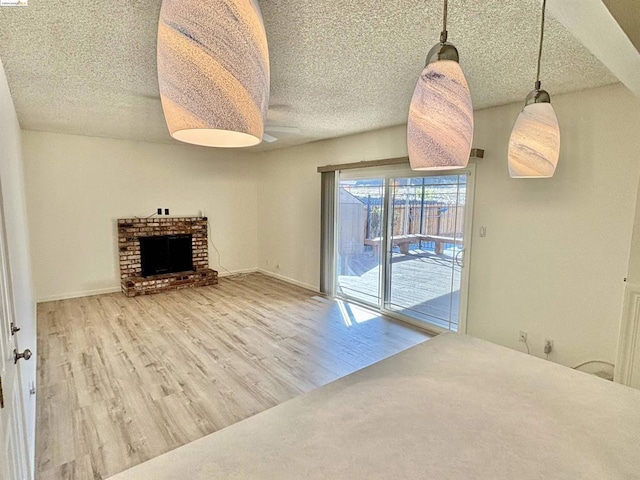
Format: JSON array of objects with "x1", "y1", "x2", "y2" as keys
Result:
[
  {"x1": 157, "y1": 0, "x2": 270, "y2": 148},
  {"x1": 508, "y1": 0, "x2": 560, "y2": 178},
  {"x1": 407, "y1": 0, "x2": 474, "y2": 170}
]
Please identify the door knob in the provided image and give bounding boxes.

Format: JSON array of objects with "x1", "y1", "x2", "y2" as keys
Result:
[
  {"x1": 11, "y1": 323, "x2": 20, "y2": 335},
  {"x1": 13, "y1": 349, "x2": 32, "y2": 364}
]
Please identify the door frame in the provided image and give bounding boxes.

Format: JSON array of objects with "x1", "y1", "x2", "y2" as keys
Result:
[
  {"x1": 0, "y1": 182, "x2": 30, "y2": 480},
  {"x1": 333, "y1": 164, "x2": 476, "y2": 334}
]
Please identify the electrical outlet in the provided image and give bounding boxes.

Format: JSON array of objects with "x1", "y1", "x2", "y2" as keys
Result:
[
  {"x1": 157, "y1": 208, "x2": 162, "y2": 215},
  {"x1": 164, "y1": 208, "x2": 170, "y2": 215},
  {"x1": 544, "y1": 339, "x2": 554, "y2": 355},
  {"x1": 479, "y1": 226, "x2": 487, "y2": 237},
  {"x1": 518, "y1": 331, "x2": 528, "y2": 343}
]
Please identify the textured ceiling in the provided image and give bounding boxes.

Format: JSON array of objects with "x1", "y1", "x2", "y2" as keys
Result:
[{"x1": 0, "y1": 0, "x2": 618, "y2": 151}]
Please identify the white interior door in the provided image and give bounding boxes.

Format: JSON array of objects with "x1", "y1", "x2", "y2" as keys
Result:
[{"x1": 0, "y1": 186, "x2": 30, "y2": 480}]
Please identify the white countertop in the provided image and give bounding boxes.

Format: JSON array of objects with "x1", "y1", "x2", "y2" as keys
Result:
[{"x1": 109, "y1": 333, "x2": 640, "y2": 479}]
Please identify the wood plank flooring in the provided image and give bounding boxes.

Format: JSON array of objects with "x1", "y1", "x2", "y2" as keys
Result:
[{"x1": 36, "y1": 273, "x2": 430, "y2": 479}]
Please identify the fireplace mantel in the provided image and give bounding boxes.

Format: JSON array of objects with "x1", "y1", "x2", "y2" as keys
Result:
[{"x1": 117, "y1": 216, "x2": 218, "y2": 296}]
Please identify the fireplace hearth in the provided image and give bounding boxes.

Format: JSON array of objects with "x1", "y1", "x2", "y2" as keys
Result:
[{"x1": 117, "y1": 217, "x2": 218, "y2": 296}]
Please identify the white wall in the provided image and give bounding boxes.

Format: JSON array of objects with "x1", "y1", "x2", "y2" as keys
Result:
[
  {"x1": 468, "y1": 84, "x2": 640, "y2": 368},
  {"x1": 0, "y1": 60, "x2": 36, "y2": 474},
  {"x1": 257, "y1": 83, "x2": 640, "y2": 368},
  {"x1": 22, "y1": 131, "x2": 258, "y2": 301}
]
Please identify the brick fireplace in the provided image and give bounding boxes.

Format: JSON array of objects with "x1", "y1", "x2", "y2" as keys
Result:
[{"x1": 118, "y1": 216, "x2": 218, "y2": 297}]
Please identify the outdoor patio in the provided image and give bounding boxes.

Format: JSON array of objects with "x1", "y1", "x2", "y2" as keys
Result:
[{"x1": 337, "y1": 243, "x2": 461, "y2": 331}]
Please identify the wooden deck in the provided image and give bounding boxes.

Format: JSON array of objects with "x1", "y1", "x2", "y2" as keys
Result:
[
  {"x1": 365, "y1": 234, "x2": 463, "y2": 255},
  {"x1": 35, "y1": 273, "x2": 429, "y2": 479},
  {"x1": 338, "y1": 246, "x2": 461, "y2": 329}
]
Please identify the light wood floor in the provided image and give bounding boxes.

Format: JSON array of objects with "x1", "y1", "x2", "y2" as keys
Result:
[{"x1": 36, "y1": 273, "x2": 429, "y2": 479}]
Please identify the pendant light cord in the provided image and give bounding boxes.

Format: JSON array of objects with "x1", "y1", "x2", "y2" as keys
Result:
[
  {"x1": 535, "y1": 0, "x2": 547, "y2": 90},
  {"x1": 440, "y1": 0, "x2": 448, "y2": 43}
]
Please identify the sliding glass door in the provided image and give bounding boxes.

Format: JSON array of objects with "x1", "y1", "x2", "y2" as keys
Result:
[
  {"x1": 385, "y1": 175, "x2": 467, "y2": 331},
  {"x1": 334, "y1": 167, "x2": 474, "y2": 332},
  {"x1": 336, "y1": 178, "x2": 384, "y2": 306}
]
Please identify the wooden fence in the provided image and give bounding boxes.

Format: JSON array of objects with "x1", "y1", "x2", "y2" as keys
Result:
[{"x1": 364, "y1": 203, "x2": 464, "y2": 239}]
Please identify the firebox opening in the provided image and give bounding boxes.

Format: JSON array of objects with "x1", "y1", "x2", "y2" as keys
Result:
[{"x1": 140, "y1": 234, "x2": 194, "y2": 277}]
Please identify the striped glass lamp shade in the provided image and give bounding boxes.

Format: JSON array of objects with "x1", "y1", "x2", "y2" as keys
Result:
[
  {"x1": 508, "y1": 102, "x2": 560, "y2": 178},
  {"x1": 407, "y1": 60, "x2": 474, "y2": 170},
  {"x1": 157, "y1": 0, "x2": 270, "y2": 148}
]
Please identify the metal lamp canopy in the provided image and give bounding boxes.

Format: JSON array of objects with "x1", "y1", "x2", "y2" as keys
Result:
[
  {"x1": 508, "y1": 0, "x2": 560, "y2": 178},
  {"x1": 407, "y1": 0, "x2": 474, "y2": 171},
  {"x1": 157, "y1": 0, "x2": 270, "y2": 148}
]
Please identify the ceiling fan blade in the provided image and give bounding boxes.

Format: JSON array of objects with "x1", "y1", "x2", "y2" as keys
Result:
[
  {"x1": 264, "y1": 125, "x2": 300, "y2": 135},
  {"x1": 262, "y1": 133, "x2": 279, "y2": 143}
]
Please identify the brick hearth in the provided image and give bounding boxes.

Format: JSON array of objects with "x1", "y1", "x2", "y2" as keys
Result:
[{"x1": 117, "y1": 216, "x2": 218, "y2": 296}]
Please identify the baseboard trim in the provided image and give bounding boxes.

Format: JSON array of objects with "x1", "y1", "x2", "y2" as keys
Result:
[
  {"x1": 36, "y1": 269, "x2": 320, "y2": 302},
  {"x1": 615, "y1": 284, "x2": 640, "y2": 386},
  {"x1": 257, "y1": 269, "x2": 320, "y2": 293},
  {"x1": 218, "y1": 268, "x2": 258, "y2": 278},
  {"x1": 37, "y1": 286, "x2": 122, "y2": 303}
]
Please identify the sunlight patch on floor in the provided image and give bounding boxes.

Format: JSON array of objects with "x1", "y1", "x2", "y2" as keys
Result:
[{"x1": 337, "y1": 299, "x2": 378, "y2": 327}]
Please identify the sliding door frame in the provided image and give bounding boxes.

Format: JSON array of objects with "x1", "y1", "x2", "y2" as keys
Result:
[{"x1": 333, "y1": 164, "x2": 476, "y2": 335}]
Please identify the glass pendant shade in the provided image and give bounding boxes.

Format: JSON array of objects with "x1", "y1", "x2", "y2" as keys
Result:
[
  {"x1": 407, "y1": 60, "x2": 474, "y2": 170},
  {"x1": 508, "y1": 102, "x2": 560, "y2": 178},
  {"x1": 157, "y1": 0, "x2": 270, "y2": 148}
]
